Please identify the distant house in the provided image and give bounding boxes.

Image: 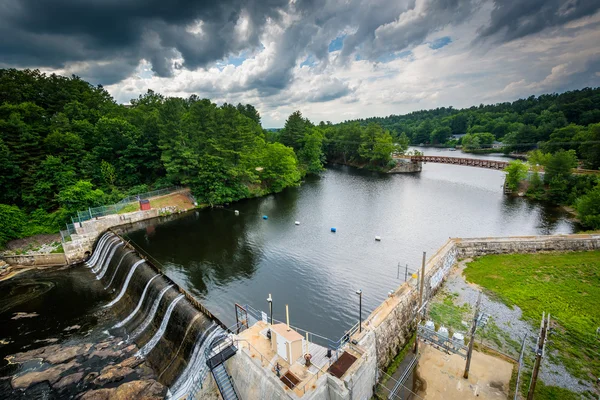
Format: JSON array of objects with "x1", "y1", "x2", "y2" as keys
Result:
[
  {"x1": 451, "y1": 134, "x2": 467, "y2": 140},
  {"x1": 492, "y1": 141, "x2": 503, "y2": 149}
]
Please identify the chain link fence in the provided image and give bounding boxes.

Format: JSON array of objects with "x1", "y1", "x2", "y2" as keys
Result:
[{"x1": 61, "y1": 186, "x2": 183, "y2": 242}]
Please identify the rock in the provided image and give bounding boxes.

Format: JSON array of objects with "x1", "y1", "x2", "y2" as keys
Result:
[
  {"x1": 11, "y1": 312, "x2": 39, "y2": 320},
  {"x1": 122, "y1": 344, "x2": 136, "y2": 354},
  {"x1": 119, "y1": 356, "x2": 143, "y2": 369},
  {"x1": 84, "y1": 372, "x2": 99, "y2": 383},
  {"x1": 94, "y1": 342, "x2": 111, "y2": 351},
  {"x1": 11, "y1": 360, "x2": 78, "y2": 389},
  {"x1": 80, "y1": 388, "x2": 111, "y2": 400},
  {"x1": 10, "y1": 344, "x2": 62, "y2": 363},
  {"x1": 89, "y1": 348, "x2": 121, "y2": 359},
  {"x1": 64, "y1": 325, "x2": 81, "y2": 331},
  {"x1": 46, "y1": 344, "x2": 84, "y2": 364},
  {"x1": 79, "y1": 380, "x2": 165, "y2": 400},
  {"x1": 53, "y1": 372, "x2": 84, "y2": 390},
  {"x1": 93, "y1": 366, "x2": 134, "y2": 385}
]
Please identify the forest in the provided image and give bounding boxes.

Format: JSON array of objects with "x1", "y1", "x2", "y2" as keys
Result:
[{"x1": 0, "y1": 69, "x2": 599, "y2": 247}]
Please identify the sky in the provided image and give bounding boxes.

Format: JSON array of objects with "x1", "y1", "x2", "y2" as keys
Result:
[{"x1": 1, "y1": 0, "x2": 599, "y2": 127}]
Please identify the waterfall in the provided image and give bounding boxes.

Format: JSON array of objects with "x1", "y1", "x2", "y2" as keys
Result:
[
  {"x1": 104, "y1": 250, "x2": 134, "y2": 290},
  {"x1": 96, "y1": 243, "x2": 124, "y2": 279},
  {"x1": 91, "y1": 237, "x2": 119, "y2": 272},
  {"x1": 85, "y1": 233, "x2": 110, "y2": 267},
  {"x1": 166, "y1": 323, "x2": 222, "y2": 400},
  {"x1": 129, "y1": 284, "x2": 174, "y2": 341},
  {"x1": 103, "y1": 260, "x2": 145, "y2": 308},
  {"x1": 113, "y1": 274, "x2": 160, "y2": 329},
  {"x1": 136, "y1": 294, "x2": 185, "y2": 358},
  {"x1": 91, "y1": 238, "x2": 120, "y2": 274}
]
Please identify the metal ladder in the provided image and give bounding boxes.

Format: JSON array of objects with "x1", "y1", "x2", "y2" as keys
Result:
[{"x1": 211, "y1": 363, "x2": 239, "y2": 400}]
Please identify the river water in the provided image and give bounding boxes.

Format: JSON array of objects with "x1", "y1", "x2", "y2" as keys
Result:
[{"x1": 122, "y1": 148, "x2": 576, "y2": 342}]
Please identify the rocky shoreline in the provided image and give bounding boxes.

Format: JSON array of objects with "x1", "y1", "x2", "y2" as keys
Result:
[{"x1": 3, "y1": 336, "x2": 166, "y2": 399}]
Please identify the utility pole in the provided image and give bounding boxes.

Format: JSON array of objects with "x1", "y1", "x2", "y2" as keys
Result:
[
  {"x1": 397, "y1": 262, "x2": 400, "y2": 280},
  {"x1": 464, "y1": 291, "x2": 482, "y2": 379},
  {"x1": 405, "y1": 263, "x2": 408, "y2": 282},
  {"x1": 514, "y1": 334, "x2": 528, "y2": 400},
  {"x1": 414, "y1": 252, "x2": 426, "y2": 354},
  {"x1": 527, "y1": 313, "x2": 549, "y2": 400}
]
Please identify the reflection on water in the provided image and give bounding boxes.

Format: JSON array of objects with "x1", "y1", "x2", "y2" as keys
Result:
[{"x1": 125, "y1": 154, "x2": 576, "y2": 340}]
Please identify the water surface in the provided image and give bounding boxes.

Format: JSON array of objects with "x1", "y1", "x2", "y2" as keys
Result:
[{"x1": 125, "y1": 150, "x2": 575, "y2": 341}]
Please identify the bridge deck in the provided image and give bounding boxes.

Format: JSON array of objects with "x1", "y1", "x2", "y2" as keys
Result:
[{"x1": 394, "y1": 155, "x2": 509, "y2": 170}]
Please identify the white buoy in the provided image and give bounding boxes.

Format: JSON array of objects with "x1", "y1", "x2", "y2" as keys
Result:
[
  {"x1": 295, "y1": 221, "x2": 300, "y2": 225},
  {"x1": 234, "y1": 210, "x2": 240, "y2": 216},
  {"x1": 375, "y1": 236, "x2": 381, "y2": 241}
]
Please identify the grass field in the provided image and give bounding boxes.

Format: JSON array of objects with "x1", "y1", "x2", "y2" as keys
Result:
[{"x1": 464, "y1": 251, "x2": 600, "y2": 397}]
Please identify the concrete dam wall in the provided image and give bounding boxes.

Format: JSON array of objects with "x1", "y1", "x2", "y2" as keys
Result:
[{"x1": 86, "y1": 231, "x2": 226, "y2": 399}]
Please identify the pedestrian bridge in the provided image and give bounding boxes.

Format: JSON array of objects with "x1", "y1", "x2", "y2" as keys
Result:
[{"x1": 394, "y1": 155, "x2": 509, "y2": 170}]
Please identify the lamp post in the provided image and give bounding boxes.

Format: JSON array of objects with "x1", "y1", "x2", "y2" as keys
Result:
[
  {"x1": 356, "y1": 289, "x2": 363, "y2": 333},
  {"x1": 267, "y1": 294, "x2": 273, "y2": 325}
]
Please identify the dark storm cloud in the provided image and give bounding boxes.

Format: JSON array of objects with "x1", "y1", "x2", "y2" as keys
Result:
[
  {"x1": 478, "y1": 0, "x2": 600, "y2": 42},
  {"x1": 0, "y1": 0, "x2": 292, "y2": 82}
]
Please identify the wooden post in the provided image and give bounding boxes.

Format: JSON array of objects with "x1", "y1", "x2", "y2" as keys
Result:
[
  {"x1": 464, "y1": 291, "x2": 482, "y2": 379},
  {"x1": 527, "y1": 313, "x2": 549, "y2": 400},
  {"x1": 286, "y1": 304, "x2": 290, "y2": 329}
]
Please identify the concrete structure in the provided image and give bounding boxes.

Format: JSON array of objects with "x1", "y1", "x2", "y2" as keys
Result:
[
  {"x1": 1, "y1": 253, "x2": 67, "y2": 267},
  {"x1": 387, "y1": 159, "x2": 422, "y2": 173},
  {"x1": 212, "y1": 233, "x2": 600, "y2": 400},
  {"x1": 63, "y1": 209, "x2": 160, "y2": 263}
]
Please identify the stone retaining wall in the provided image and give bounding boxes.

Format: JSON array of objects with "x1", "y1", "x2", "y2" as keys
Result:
[{"x1": 2, "y1": 253, "x2": 67, "y2": 267}]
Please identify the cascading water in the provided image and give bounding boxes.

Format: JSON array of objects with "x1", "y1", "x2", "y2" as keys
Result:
[
  {"x1": 87, "y1": 232, "x2": 230, "y2": 400},
  {"x1": 136, "y1": 294, "x2": 184, "y2": 358},
  {"x1": 96, "y1": 242, "x2": 124, "y2": 279},
  {"x1": 166, "y1": 323, "x2": 222, "y2": 399},
  {"x1": 91, "y1": 237, "x2": 119, "y2": 272},
  {"x1": 128, "y1": 284, "x2": 174, "y2": 341},
  {"x1": 113, "y1": 274, "x2": 160, "y2": 329},
  {"x1": 105, "y1": 250, "x2": 134, "y2": 290},
  {"x1": 86, "y1": 233, "x2": 109, "y2": 266},
  {"x1": 86, "y1": 234, "x2": 112, "y2": 268},
  {"x1": 103, "y1": 259, "x2": 145, "y2": 308}
]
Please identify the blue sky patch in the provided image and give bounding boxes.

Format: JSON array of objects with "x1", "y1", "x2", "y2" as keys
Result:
[
  {"x1": 300, "y1": 55, "x2": 317, "y2": 67},
  {"x1": 429, "y1": 36, "x2": 452, "y2": 50},
  {"x1": 376, "y1": 50, "x2": 412, "y2": 63},
  {"x1": 328, "y1": 34, "x2": 346, "y2": 52}
]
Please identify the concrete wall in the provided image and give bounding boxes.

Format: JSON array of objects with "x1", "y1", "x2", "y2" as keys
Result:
[
  {"x1": 2, "y1": 253, "x2": 67, "y2": 267},
  {"x1": 63, "y1": 209, "x2": 160, "y2": 263}
]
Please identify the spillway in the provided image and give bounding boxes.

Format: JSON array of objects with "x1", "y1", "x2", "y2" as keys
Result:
[{"x1": 86, "y1": 231, "x2": 226, "y2": 399}]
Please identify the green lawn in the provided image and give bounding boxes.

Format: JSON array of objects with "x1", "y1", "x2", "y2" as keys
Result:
[{"x1": 464, "y1": 251, "x2": 600, "y2": 398}]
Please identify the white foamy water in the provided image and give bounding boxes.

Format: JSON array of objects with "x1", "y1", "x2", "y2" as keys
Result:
[
  {"x1": 96, "y1": 243, "x2": 124, "y2": 279},
  {"x1": 103, "y1": 260, "x2": 145, "y2": 308},
  {"x1": 113, "y1": 274, "x2": 160, "y2": 328},
  {"x1": 104, "y1": 250, "x2": 134, "y2": 289},
  {"x1": 85, "y1": 233, "x2": 111, "y2": 267},
  {"x1": 136, "y1": 294, "x2": 184, "y2": 358},
  {"x1": 128, "y1": 284, "x2": 174, "y2": 340}
]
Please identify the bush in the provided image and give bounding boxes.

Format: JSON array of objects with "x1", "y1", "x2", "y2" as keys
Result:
[
  {"x1": 576, "y1": 185, "x2": 600, "y2": 229},
  {"x1": 0, "y1": 204, "x2": 25, "y2": 248}
]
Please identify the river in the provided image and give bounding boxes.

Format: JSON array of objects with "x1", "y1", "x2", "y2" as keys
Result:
[{"x1": 123, "y1": 148, "x2": 576, "y2": 342}]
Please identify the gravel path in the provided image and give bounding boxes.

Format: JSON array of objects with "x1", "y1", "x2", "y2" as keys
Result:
[{"x1": 439, "y1": 258, "x2": 593, "y2": 395}]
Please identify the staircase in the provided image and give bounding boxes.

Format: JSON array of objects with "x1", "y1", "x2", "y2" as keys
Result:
[
  {"x1": 205, "y1": 334, "x2": 239, "y2": 400},
  {"x1": 211, "y1": 363, "x2": 239, "y2": 400}
]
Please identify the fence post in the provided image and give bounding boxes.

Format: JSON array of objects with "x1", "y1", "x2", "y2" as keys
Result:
[{"x1": 88, "y1": 208, "x2": 92, "y2": 220}]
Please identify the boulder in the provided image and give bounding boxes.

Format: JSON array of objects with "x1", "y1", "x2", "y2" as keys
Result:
[
  {"x1": 46, "y1": 344, "x2": 84, "y2": 364},
  {"x1": 11, "y1": 360, "x2": 78, "y2": 389},
  {"x1": 79, "y1": 380, "x2": 165, "y2": 400},
  {"x1": 10, "y1": 344, "x2": 61, "y2": 363},
  {"x1": 53, "y1": 371, "x2": 84, "y2": 390},
  {"x1": 93, "y1": 365, "x2": 134, "y2": 385},
  {"x1": 119, "y1": 356, "x2": 143, "y2": 369}
]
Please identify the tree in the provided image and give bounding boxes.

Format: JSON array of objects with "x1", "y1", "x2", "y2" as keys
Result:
[
  {"x1": 396, "y1": 132, "x2": 410, "y2": 154},
  {"x1": 280, "y1": 111, "x2": 308, "y2": 151},
  {"x1": 544, "y1": 150, "x2": 577, "y2": 184},
  {"x1": 430, "y1": 126, "x2": 451, "y2": 144},
  {"x1": 0, "y1": 204, "x2": 25, "y2": 248},
  {"x1": 359, "y1": 123, "x2": 394, "y2": 166},
  {"x1": 100, "y1": 160, "x2": 117, "y2": 187},
  {"x1": 576, "y1": 184, "x2": 600, "y2": 229},
  {"x1": 57, "y1": 180, "x2": 105, "y2": 216},
  {"x1": 260, "y1": 143, "x2": 301, "y2": 192},
  {"x1": 579, "y1": 123, "x2": 600, "y2": 170},
  {"x1": 504, "y1": 160, "x2": 528, "y2": 191},
  {"x1": 298, "y1": 128, "x2": 325, "y2": 174},
  {"x1": 526, "y1": 171, "x2": 545, "y2": 200}
]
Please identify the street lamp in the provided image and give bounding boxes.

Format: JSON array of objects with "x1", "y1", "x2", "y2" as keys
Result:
[
  {"x1": 356, "y1": 289, "x2": 363, "y2": 333},
  {"x1": 267, "y1": 294, "x2": 273, "y2": 326},
  {"x1": 266, "y1": 294, "x2": 273, "y2": 340}
]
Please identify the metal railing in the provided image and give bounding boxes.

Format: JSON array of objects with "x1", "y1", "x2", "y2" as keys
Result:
[{"x1": 62, "y1": 186, "x2": 184, "y2": 242}]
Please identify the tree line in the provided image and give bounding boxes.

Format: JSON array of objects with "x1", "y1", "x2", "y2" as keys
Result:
[{"x1": 343, "y1": 88, "x2": 600, "y2": 169}]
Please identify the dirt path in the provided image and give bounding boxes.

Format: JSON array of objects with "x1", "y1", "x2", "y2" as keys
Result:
[{"x1": 415, "y1": 343, "x2": 513, "y2": 399}]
